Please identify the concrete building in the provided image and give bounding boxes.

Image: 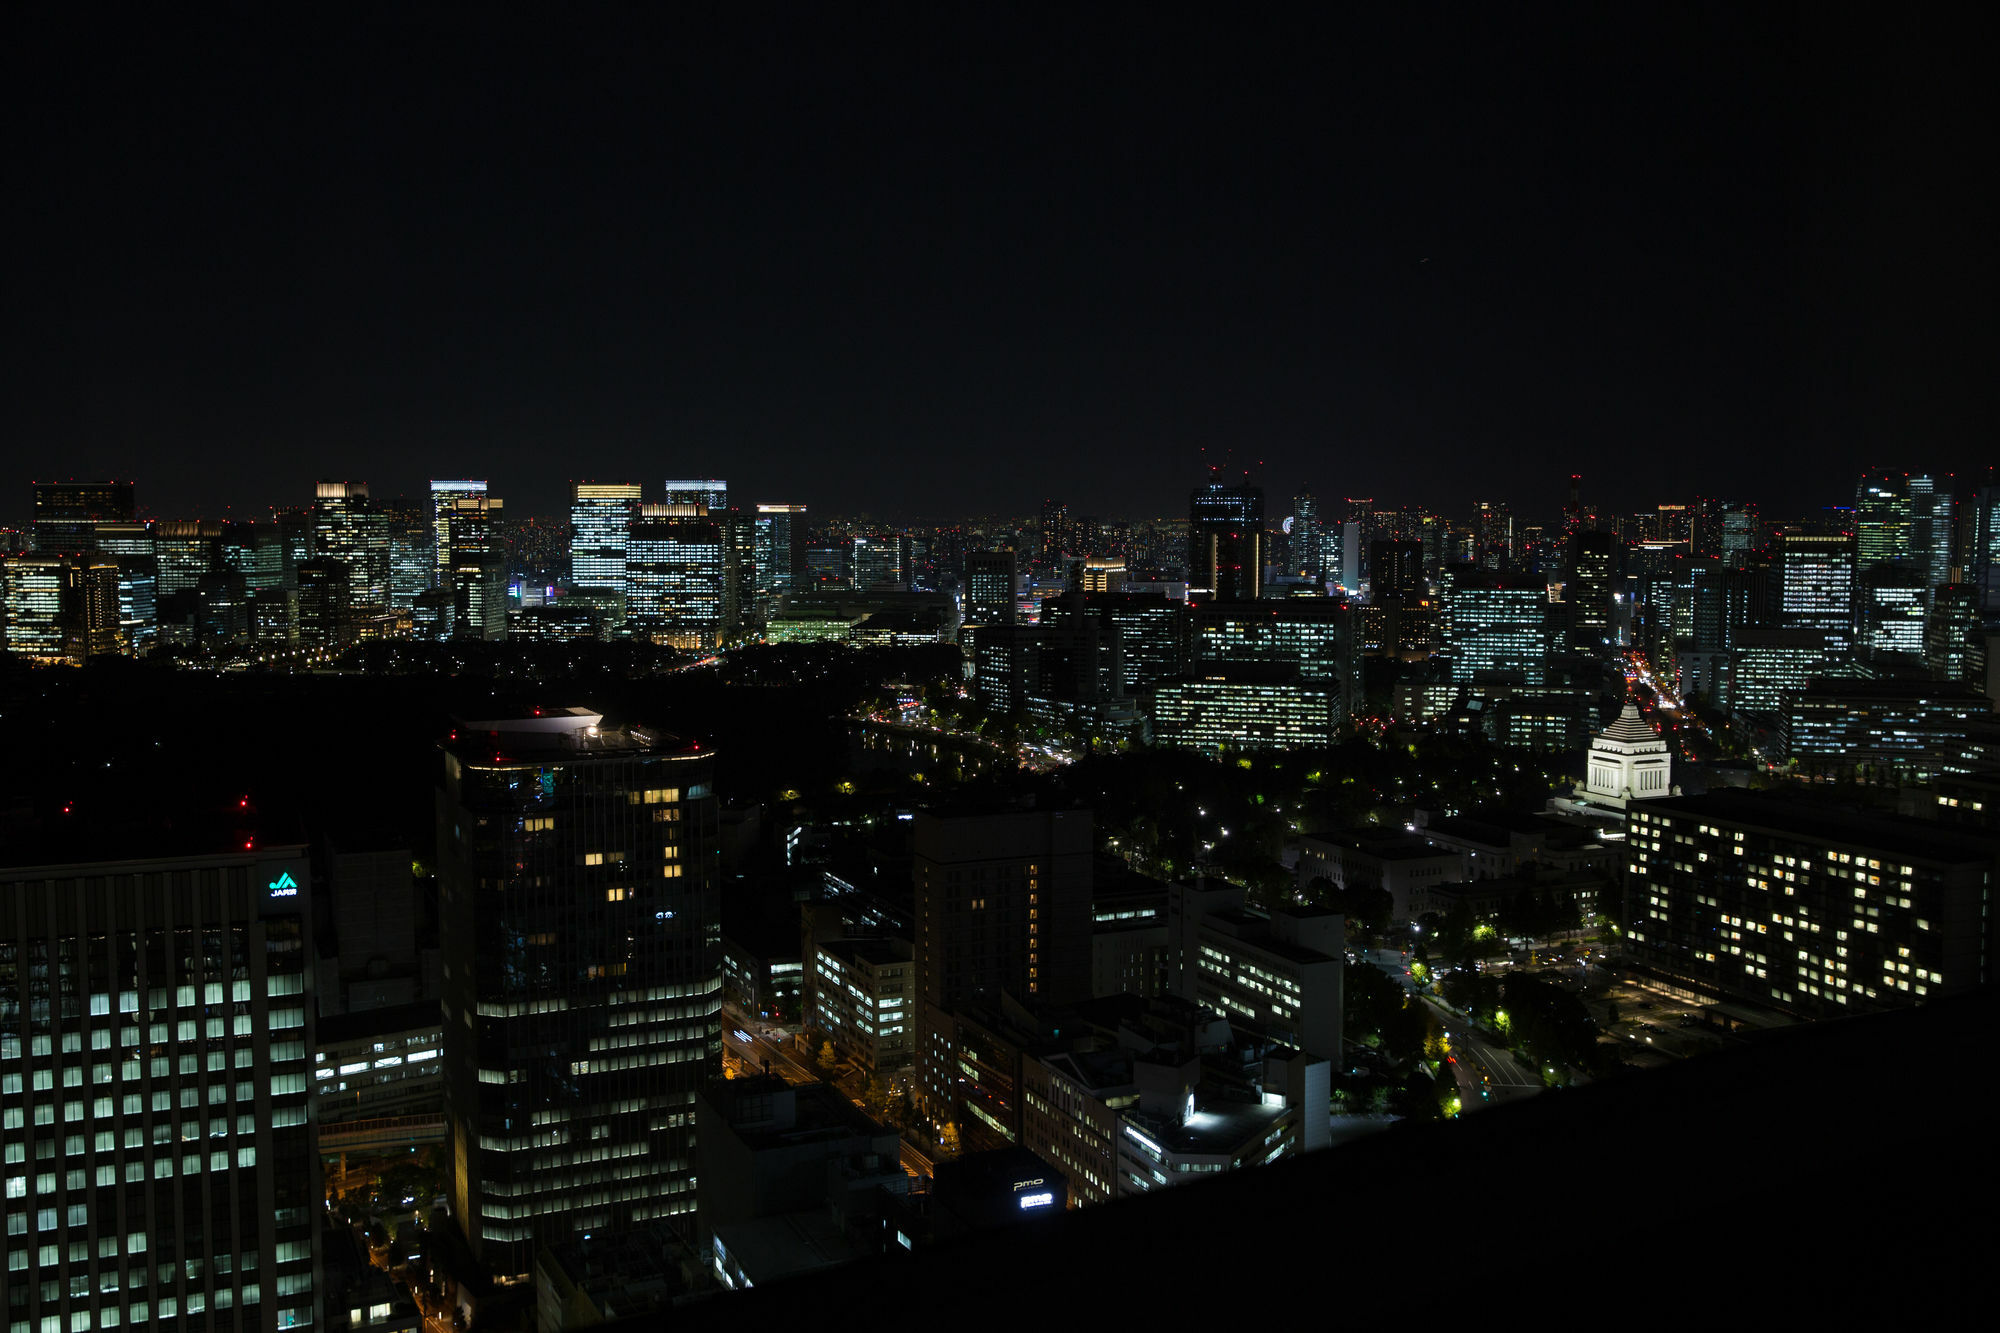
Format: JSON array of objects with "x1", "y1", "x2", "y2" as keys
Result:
[
  {"x1": 808, "y1": 937, "x2": 916, "y2": 1074},
  {"x1": 1626, "y1": 792, "x2": 1995, "y2": 1018},
  {"x1": 1166, "y1": 881, "x2": 1343, "y2": 1062},
  {"x1": 912, "y1": 807, "x2": 1092, "y2": 1132},
  {"x1": 0, "y1": 844, "x2": 322, "y2": 1331},
  {"x1": 1295, "y1": 833, "x2": 1460, "y2": 924}
]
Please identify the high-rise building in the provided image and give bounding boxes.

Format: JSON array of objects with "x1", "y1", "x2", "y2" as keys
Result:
[
  {"x1": 753, "y1": 504, "x2": 808, "y2": 615},
  {"x1": 663, "y1": 479, "x2": 727, "y2": 512},
  {"x1": 438, "y1": 709, "x2": 720, "y2": 1273},
  {"x1": 430, "y1": 480, "x2": 487, "y2": 585},
  {"x1": 1368, "y1": 540, "x2": 1424, "y2": 600},
  {"x1": 1, "y1": 554, "x2": 122, "y2": 662},
  {"x1": 443, "y1": 491, "x2": 507, "y2": 640},
  {"x1": 963, "y1": 549, "x2": 1018, "y2": 628},
  {"x1": 381, "y1": 497, "x2": 433, "y2": 614},
  {"x1": 1925, "y1": 584, "x2": 1987, "y2": 690},
  {"x1": 913, "y1": 808, "x2": 1093, "y2": 1130},
  {"x1": 1441, "y1": 568, "x2": 1557, "y2": 684},
  {"x1": 31, "y1": 480, "x2": 136, "y2": 553},
  {"x1": 1854, "y1": 470, "x2": 1911, "y2": 571},
  {"x1": 1907, "y1": 475, "x2": 1957, "y2": 589},
  {"x1": 314, "y1": 481, "x2": 390, "y2": 616},
  {"x1": 1188, "y1": 471, "x2": 1264, "y2": 601},
  {"x1": 1777, "y1": 533, "x2": 1857, "y2": 657},
  {"x1": 1721, "y1": 505, "x2": 1760, "y2": 567},
  {"x1": 1858, "y1": 565, "x2": 1929, "y2": 662},
  {"x1": 627, "y1": 506, "x2": 725, "y2": 650},
  {"x1": 570, "y1": 482, "x2": 644, "y2": 594},
  {"x1": 0, "y1": 842, "x2": 322, "y2": 1332},
  {"x1": 1566, "y1": 529, "x2": 1623, "y2": 651},
  {"x1": 1291, "y1": 491, "x2": 1325, "y2": 585},
  {"x1": 1473, "y1": 501, "x2": 1512, "y2": 571},
  {"x1": 153, "y1": 519, "x2": 224, "y2": 598}
]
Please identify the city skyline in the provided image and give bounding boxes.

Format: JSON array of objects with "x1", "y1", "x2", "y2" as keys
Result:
[{"x1": 10, "y1": 8, "x2": 1994, "y2": 525}]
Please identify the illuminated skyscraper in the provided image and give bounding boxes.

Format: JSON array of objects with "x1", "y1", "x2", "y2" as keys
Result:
[
  {"x1": 1291, "y1": 490, "x2": 1326, "y2": 585},
  {"x1": 430, "y1": 480, "x2": 487, "y2": 584},
  {"x1": 1442, "y1": 568, "x2": 1556, "y2": 684},
  {"x1": 662, "y1": 479, "x2": 727, "y2": 511},
  {"x1": 1777, "y1": 532, "x2": 1857, "y2": 656},
  {"x1": 752, "y1": 504, "x2": 808, "y2": 616},
  {"x1": 570, "y1": 482, "x2": 644, "y2": 593},
  {"x1": 31, "y1": 479, "x2": 135, "y2": 553},
  {"x1": 439, "y1": 710, "x2": 719, "y2": 1273},
  {"x1": 1188, "y1": 470, "x2": 1264, "y2": 601},
  {"x1": 443, "y1": 491, "x2": 507, "y2": 640},
  {"x1": 314, "y1": 481, "x2": 390, "y2": 613},
  {"x1": 627, "y1": 506, "x2": 725, "y2": 649},
  {"x1": 1854, "y1": 470, "x2": 1910, "y2": 571}
]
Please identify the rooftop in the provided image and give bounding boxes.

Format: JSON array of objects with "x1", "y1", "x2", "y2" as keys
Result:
[{"x1": 1639, "y1": 792, "x2": 2000, "y2": 864}]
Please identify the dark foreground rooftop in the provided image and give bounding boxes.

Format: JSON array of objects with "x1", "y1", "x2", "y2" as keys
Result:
[{"x1": 635, "y1": 988, "x2": 1992, "y2": 1325}]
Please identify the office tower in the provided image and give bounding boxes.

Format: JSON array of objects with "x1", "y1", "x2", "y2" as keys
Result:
[
  {"x1": 1858, "y1": 565, "x2": 1928, "y2": 662},
  {"x1": 1040, "y1": 498, "x2": 1069, "y2": 565},
  {"x1": 1442, "y1": 568, "x2": 1557, "y2": 684},
  {"x1": 1688, "y1": 497, "x2": 1724, "y2": 559},
  {"x1": 1339, "y1": 522, "x2": 1360, "y2": 594},
  {"x1": 1777, "y1": 533, "x2": 1857, "y2": 656},
  {"x1": 1925, "y1": 584, "x2": 1986, "y2": 689},
  {"x1": 1731, "y1": 630, "x2": 1832, "y2": 714},
  {"x1": 1368, "y1": 540, "x2": 1424, "y2": 599},
  {"x1": 713, "y1": 507, "x2": 758, "y2": 641},
  {"x1": 1626, "y1": 794, "x2": 1990, "y2": 1017},
  {"x1": 1907, "y1": 475, "x2": 1956, "y2": 589},
  {"x1": 295, "y1": 556, "x2": 356, "y2": 647},
  {"x1": 753, "y1": 504, "x2": 809, "y2": 615},
  {"x1": 90, "y1": 526, "x2": 157, "y2": 654},
  {"x1": 913, "y1": 808, "x2": 1093, "y2": 1130},
  {"x1": 153, "y1": 519, "x2": 224, "y2": 597},
  {"x1": 1854, "y1": 470, "x2": 1910, "y2": 571},
  {"x1": 663, "y1": 479, "x2": 727, "y2": 511},
  {"x1": 443, "y1": 492, "x2": 507, "y2": 640},
  {"x1": 313, "y1": 481, "x2": 390, "y2": 620},
  {"x1": 1561, "y1": 474, "x2": 1597, "y2": 537},
  {"x1": 380, "y1": 497, "x2": 432, "y2": 613},
  {"x1": 1079, "y1": 556, "x2": 1126, "y2": 592},
  {"x1": 0, "y1": 843, "x2": 322, "y2": 1332},
  {"x1": 570, "y1": 482, "x2": 643, "y2": 593},
  {"x1": 1151, "y1": 677, "x2": 1343, "y2": 750},
  {"x1": 1041, "y1": 591, "x2": 1189, "y2": 693},
  {"x1": 1973, "y1": 483, "x2": 2000, "y2": 616},
  {"x1": 963, "y1": 549, "x2": 1018, "y2": 627},
  {"x1": 627, "y1": 506, "x2": 725, "y2": 649},
  {"x1": 1188, "y1": 471, "x2": 1264, "y2": 601},
  {"x1": 430, "y1": 480, "x2": 487, "y2": 584},
  {"x1": 852, "y1": 532, "x2": 911, "y2": 591},
  {"x1": 438, "y1": 709, "x2": 720, "y2": 1272},
  {"x1": 1721, "y1": 504, "x2": 1759, "y2": 567},
  {"x1": 31, "y1": 480, "x2": 136, "y2": 553},
  {"x1": 1473, "y1": 501, "x2": 1512, "y2": 571},
  {"x1": 1289, "y1": 490, "x2": 1325, "y2": 585},
  {"x1": 1566, "y1": 529, "x2": 1623, "y2": 651},
  {"x1": 1, "y1": 555, "x2": 67, "y2": 660},
  {"x1": 219, "y1": 521, "x2": 292, "y2": 642}
]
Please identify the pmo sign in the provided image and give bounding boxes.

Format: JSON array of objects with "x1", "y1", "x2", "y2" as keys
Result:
[
  {"x1": 267, "y1": 871, "x2": 300, "y2": 899},
  {"x1": 1013, "y1": 1176, "x2": 1053, "y2": 1210}
]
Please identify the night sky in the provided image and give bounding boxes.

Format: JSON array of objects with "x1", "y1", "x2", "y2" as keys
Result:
[{"x1": 8, "y1": 5, "x2": 1994, "y2": 525}]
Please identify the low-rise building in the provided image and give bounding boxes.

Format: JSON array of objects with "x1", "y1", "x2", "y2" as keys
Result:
[
  {"x1": 809, "y1": 936, "x2": 916, "y2": 1073},
  {"x1": 1296, "y1": 832, "x2": 1460, "y2": 924},
  {"x1": 1167, "y1": 881, "x2": 1342, "y2": 1061}
]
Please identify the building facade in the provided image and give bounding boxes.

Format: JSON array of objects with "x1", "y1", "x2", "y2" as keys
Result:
[{"x1": 0, "y1": 846, "x2": 322, "y2": 1331}]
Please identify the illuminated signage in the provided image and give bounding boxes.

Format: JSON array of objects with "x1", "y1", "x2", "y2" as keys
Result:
[
  {"x1": 267, "y1": 871, "x2": 300, "y2": 898},
  {"x1": 1012, "y1": 1177, "x2": 1045, "y2": 1191},
  {"x1": 1017, "y1": 1192, "x2": 1054, "y2": 1209}
]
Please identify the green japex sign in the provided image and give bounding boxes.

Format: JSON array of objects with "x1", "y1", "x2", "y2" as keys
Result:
[{"x1": 267, "y1": 871, "x2": 300, "y2": 899}]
